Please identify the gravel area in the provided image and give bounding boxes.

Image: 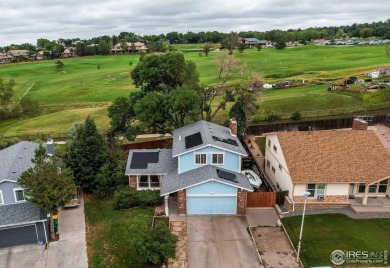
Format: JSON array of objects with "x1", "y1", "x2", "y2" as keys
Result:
[
  {"x1": 252, "y1": 227, "x2": 300, "y2": 268},
  {"x1": 282, "y1": 207, "x2": 390, "y2": 219}
]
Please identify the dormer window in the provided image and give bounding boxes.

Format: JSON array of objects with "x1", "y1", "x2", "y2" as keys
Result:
[
  {"x1": 14, "y1": 188, "x2": 26, "y2": 202},
  {"x1": 195, "y1": 153, "x2": 207, "y2": 165}
]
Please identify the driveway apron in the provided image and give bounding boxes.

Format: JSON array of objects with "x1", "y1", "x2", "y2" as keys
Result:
[{"x1": 187, "y1": 216, "x2": 261, "y2": 268}]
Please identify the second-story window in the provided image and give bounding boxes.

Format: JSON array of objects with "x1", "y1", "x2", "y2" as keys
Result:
[
  {"x1": 195, "y1": 153, "x2": 207, "y2": 165},
  {"x1": 14, "y1": 189, "x2": 25, "y2": 202},
  {"x1": 273, "y1": 145, "x2": 277, "y2": 153},
  {"x1": 212, "y1": 153, "x2": 224, "y2": 164}
]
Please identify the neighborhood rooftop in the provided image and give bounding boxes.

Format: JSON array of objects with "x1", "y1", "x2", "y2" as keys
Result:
[
  {"x1": 0, "y1": 141, "x2": 38, "y2": 182},
  {"x1": 0, "y1": 203, "x2": 47, "y2": 226},
  {"x1": 172, "y1": 120, "x2": 247, "y2": 156},
  {"x1": 160, "y1": 165, "x2": 253, "y2": 195},
  {"x1": 125, "y1": 149, "x2": 176, "y2": 175},
  {"x1": 274, "y1": 130, "x2": 390, "y2": 184}
]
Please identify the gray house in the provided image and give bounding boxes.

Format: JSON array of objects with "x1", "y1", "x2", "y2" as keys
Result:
[{"x1": 0, "y1": 141, "x2": 49, "y2": 248}]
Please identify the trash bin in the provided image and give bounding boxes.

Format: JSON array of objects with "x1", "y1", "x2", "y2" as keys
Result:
[{"x1": 53, "y1": 214, "x2": 59, "y2": 233}]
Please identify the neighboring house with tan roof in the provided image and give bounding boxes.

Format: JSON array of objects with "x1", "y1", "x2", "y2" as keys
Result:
[
  {"x1": 264, "y1": 127, "x2": 390, "y2": 211},
  {"x1": 0, "y1": 53, "x2": 13, "y2": 64},
  {"x1": 111, "y1": 42, "x2": 148, "y2": 54},
  {"x1": 7, "y1": 50, "x2": 29, "y2": 59}
]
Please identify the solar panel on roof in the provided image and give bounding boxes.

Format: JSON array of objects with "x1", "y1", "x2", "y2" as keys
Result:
[
  {"x1": 216, "y1": 169, "x2": 238, "y2": 183},
  {"x1": 185, "y1": 132, "x2": 203, "y2": 149},
  {"x1": 212, "y1": 136, "x2": 238, "y2": 146},
  {"x1": 130, "y1": 152, "x2": 159, "y2": 169}
]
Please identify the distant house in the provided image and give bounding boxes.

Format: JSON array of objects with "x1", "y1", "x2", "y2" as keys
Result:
[
  {"x1": 7, "y1": 50, "x2": 29, "y2": 60},
  {"x1": 264, "y1": 125, "x2": 390, "y2": 211},
  {"x1": 111, "y1": 42, "x2": 148, "y2": 54},
  {"x1": 29, "y1": 51, "x2": 45, "y2": 61},
  {"x1": 241, "y1": 38, "x2": 271, "y2": 48},
  {"x1": 0, "y1": 53, "x2": 13, "y2": 64},
  {"x1": 0, "y1": 141, "x2": 52, "y2": 248},
  {"x1": 125, "y1": 119, "x2": 254, "y2": 215},
  {"x1": 61, "y1": 47, "x2": 77, "y2": 58}
]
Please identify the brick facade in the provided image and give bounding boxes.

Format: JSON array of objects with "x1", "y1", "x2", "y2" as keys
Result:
[
  {"x1": 178, "y1": 189, "x2": 187, "y2": 215},
  {"x1": 236, "y1": 188, "x2": 248, "y2": 215},
  {"x1": 283, "y1": 195, "x2": 350, "y2": 211},
  {"x1": 129, "y1": 175, "x2": 137, "y2": 189}
]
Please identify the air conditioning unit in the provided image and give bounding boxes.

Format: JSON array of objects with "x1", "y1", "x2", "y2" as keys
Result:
[{"x1": 317, "y1": 195, "x2": 324, "y2": 200}]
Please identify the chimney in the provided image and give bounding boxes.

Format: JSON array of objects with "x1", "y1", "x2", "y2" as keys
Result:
[
  {"x1": 352, "y1": 118, "x2": 368, "y2": 130},
  {"x1": 229, "y1": 118, "x2": 238, "y2": 136}
]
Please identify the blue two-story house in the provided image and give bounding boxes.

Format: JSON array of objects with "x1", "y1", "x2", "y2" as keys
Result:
[
  {"x1": 0, "y1": 141, "x2": 50, "y2": 248},
  {"x1": 125, "y1": 119, "x2": 253, "y2": 215}
]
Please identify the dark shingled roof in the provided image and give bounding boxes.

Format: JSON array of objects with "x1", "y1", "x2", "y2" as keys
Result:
[
  {"x1": 160, "y1": 165, "x2": 253, "y2": 195},
  {"x1": 0, "y1": 141, "x2": 39, "y2": 182},
  {"x1": 0, "y1": 202, "x2": 47, "y2": 226},
  {"x1": 172, "y1": 121, "x2": 247, "y2": 156},
  {"x1": 125, "y1": 149, "x2": 177, "y2": 175}
]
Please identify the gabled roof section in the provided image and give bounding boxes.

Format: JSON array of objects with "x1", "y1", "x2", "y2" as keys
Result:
[
  {"x1": 160, "y1": 165, "x2": 253, "y2": 195},
  {"x1": 274, "y1": 130, "x2": 390, "y2": 184},
  {"x1": 172, "y1": 120, "x2": 247, "y2": 157},
  {"x1": 125, "y1": 149, "x2": 177, "y2": 175},
  {"x1": 0, "y1": 202, "x2": 46, "y2": 226},
  {"x1": 0, "y1": 141, "x2": 39, "y2": 182}
]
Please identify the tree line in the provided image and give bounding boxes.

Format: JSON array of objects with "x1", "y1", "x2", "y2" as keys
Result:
[{"x1": 2, "y1": 19, "x2": 390, "y2": 56}]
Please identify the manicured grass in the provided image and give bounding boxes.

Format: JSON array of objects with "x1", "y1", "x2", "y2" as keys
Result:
[
  {"x1": 282, "y1": 214, "x2": 390, "y2": 267},
  {"x1": 1, "y1": 45, "x2": 390, "y2": 136},
  {"x1": 255, "y1": 137, "x2": 266, "y2": 155},
  {"x1": 84, "y1": 197, "x2": 154, "y2": 268}
]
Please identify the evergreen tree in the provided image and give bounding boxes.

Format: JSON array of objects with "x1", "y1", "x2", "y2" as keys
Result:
[{"x1": 64, "y1": 116, "x2": 108, "y2": 192}]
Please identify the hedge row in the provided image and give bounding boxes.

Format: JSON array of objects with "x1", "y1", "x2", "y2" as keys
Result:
[{"x1": 113, "y1": 187, "x2": 162, "y2": 210}]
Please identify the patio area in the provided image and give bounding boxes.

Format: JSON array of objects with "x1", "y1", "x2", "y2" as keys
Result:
[{"x1": 350, "y1": 197, "x2": 390, "y2": 213}]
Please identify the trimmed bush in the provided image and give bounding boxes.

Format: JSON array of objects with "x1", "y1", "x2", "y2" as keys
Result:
[
  {"x1": 113, "y1": 187, "x2": 162, "y2": 210},
  {"x1": 291, "y1": 111, "x2": 302, "y2": 120}
]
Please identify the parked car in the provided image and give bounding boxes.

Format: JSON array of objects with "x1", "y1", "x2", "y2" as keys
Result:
[{"x1": 367, "y1": 84, "x2": 379, "y2": 90}]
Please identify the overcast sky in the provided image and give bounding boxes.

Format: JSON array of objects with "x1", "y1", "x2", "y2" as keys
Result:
[{"x1": 1, "y1": 0, "x2": 389, "y2": 47}]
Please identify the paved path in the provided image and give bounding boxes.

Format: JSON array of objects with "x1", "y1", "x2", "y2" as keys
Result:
[
  {"x1": 246, "y1": 208, "x2": 280, "y2": 227},
  {"x1": 0, "y1": 193, "x2": 88, "y2": 268},
  {"x1": 187, "y1": 216, "x2": 262, "y2": 268}
]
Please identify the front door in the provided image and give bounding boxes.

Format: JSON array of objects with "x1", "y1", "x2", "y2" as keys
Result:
[{"x1": 349, "y1": 183, "x2": 356, "y2": 198}]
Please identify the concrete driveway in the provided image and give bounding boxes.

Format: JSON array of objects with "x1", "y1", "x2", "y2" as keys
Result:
[
  {"x1": 187, "y1": 216, "x2": 262, "y2": 268},
  {"x1": 0, "y1": 193, "x2": 88, "y2": 268}
]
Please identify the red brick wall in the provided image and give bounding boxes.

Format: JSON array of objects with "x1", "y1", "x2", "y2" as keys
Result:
[
  {"x1": 237, "y1": 188, "x2": 248, "y2": 215},
  {"x1": 178, "y1": 189, "x2": 187, "y2": 215}
]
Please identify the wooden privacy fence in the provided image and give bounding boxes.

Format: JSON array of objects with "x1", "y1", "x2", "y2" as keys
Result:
[
  {"x1": 246, "y1": 114, "x2": 388, "y2": 136},
  {"x1": 386, "y1": 114, "x2": 390, "y2": 128},
  {"x1": 247, "y1": 190, "x2": 288, "y2": 208},
  {"x1": 122, "y1": 138, "x2": 172, "y2": 151},
  {"x1": 247, "y1": 192, "x2": 276, "y2": 207}
]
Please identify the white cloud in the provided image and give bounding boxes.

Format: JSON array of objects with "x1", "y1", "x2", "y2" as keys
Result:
[{"x1": 0, "y1": 0, "x2": 388, "y2": 46}]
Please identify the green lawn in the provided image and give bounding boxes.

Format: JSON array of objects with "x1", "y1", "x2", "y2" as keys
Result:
[
  {"x1": 282, "y1": 214, "x2": 390, "y2": 267},
  {"x1": 84, "y1": 197, "x2": 154, "y2": 268},
  {"x1": 1, "y1": 45, "x2": 390, "y2": 136},
  {"x1": 255, "y1": 137, "x2": 266, "y2": 155}
]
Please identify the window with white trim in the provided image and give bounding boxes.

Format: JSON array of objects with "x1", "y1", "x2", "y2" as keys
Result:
[
  {"x1": 268, "y1": 139, "x2": 271, "y2": 147},
  {"x1": 0, "y1": 190, "x2": 3, "y2": 205},
  {"x1": 271, "y1": 166, "x2": 275, "y2": 174},
  {"x1": 273, "y1": 145, "x2": 277, "y2": 153},
  {"x1": 212, "y1": 153, "x2": 224, "y2": 164},
  {"x1": 195, "y1": 153, "x2": 207, "y2": 165},
  {"x1": 307, "y1": 184, "x2": 325, "y2": 198},
  {"x1": 266, "y1": 159, "x2": 270, "y2": 168},
  {"x1": 138, "y1": 175, "x2": 161, "y2": 189},
  {"x1": 14, "y1": 188, "x2": 25, "y2": 202},
  {"x1": 279, "y1": 164, "x2": 282, "y2": 171}
]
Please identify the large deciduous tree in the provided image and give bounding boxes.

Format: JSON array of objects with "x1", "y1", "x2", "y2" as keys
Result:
[
  {"x1": 198, "y1": 51, "x2": 245, "y2": 121},
  {"x1": 18, "y1": 144, "x2": 76, "y2": 239},
  {"x1": 64, "y1": 116, "x2": 108, "y2": 192},
  {"x1": 131, "y1": 52, "x2": 199, "y2": 92},
  {"x1": 223, "y1": 32, "x2": 240, "y2": 55}
]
